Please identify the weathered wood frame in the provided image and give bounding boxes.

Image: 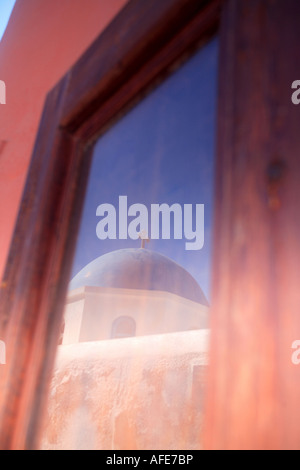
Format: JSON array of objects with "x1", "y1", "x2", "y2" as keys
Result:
[
  {"x1": 204, "y1": 0, "x2": 300, "y2": 450},
  {"x1": 1, "y1": 0, "x2": 299, "y2": 451},
  {"x1": 0, "y1": 0, "x2": 222, "y2": 449}
]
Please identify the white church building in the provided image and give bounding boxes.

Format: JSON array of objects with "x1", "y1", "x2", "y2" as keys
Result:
[
  {"x1": 42, "y1": 248, "x2": 210, "y2": 450},
  {"x1": 62, "y1": 248, "x2": 209, "y2": 344}
]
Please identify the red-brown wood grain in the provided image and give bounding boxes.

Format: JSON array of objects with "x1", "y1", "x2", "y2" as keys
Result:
[
  {"x1": 204, "y1": 0, "x2": 300, "y2": 450},
  {"x1": 0, "y1": 0, "x2": 221, "y2": 450}
]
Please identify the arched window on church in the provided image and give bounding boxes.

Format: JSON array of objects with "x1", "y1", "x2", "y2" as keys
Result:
[{"x1": 111, "y1": 316, "x2": 136, "y2": 339}]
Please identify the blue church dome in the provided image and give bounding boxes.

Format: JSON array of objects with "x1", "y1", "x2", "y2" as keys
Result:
[{"x1": 69, "y1": 248, "x2": 208, "y2": 305}]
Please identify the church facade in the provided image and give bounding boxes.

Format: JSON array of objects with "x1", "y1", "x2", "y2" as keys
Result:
[
  {"x1": 0, "y1": 0, "x2": 300, "y2": 451},
  {"x1": 62, "y1": 248, "x2": 209, "y2": 344},
  {"x1": 41, "y1": 248, "x2": 210, "y2": 449}
]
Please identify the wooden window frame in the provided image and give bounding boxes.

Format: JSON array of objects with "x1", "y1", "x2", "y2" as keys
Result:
[
  {"x1": 1, "y1": 0, "x2": 299, "y2": 451},
  {"x1": 0, "y1": 0, "x2": 222, "y2": 449}
]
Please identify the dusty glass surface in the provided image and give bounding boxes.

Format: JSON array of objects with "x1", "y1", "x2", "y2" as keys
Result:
[
  {"x1": 72, "y1": 38, "x2": 218, "y2": 300},
  {"x1": 41, "y1": 36, "x2": 219, "y2": 450}
]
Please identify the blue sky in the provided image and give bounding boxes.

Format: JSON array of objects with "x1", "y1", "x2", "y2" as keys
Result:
[
  {"x1": 71, "y1": 36, "x2": 219, "y2": 300},
  {"x1": 0, "y1": 0, "x2": 16, "y2": 41}
]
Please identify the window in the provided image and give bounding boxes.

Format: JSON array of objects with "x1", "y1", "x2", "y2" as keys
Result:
[
  {"x1": 111, "y1": 316, "x2": 136, "y2": 339},
  {"x1": 0, "y1": 0, "x2": 297, "y2": 451}
]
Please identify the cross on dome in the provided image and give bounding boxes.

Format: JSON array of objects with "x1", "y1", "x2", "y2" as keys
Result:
[{"x1": 138, "y1": 230, "x2": 150, "y2": 249}]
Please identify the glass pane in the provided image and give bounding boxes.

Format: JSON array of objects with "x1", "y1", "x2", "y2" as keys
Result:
[{"x1": 41, "y1": 36, "x2": 219, "y2": 450}]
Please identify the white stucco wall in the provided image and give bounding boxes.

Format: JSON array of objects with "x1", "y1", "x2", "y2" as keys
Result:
[{"x1": 62, "y1": 286, "x2": 209, "y2": 344}]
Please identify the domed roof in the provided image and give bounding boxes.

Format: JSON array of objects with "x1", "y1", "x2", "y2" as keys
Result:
[{"x1": 69, "y1": 248, "x2": 208, "y2": 305}]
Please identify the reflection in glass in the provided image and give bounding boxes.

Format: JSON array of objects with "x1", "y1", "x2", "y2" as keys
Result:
[
  {"x1": 41, "y1": 36, "x2": 219, "y2": 450},
  {"x1": 111, "y1": 316, "x2": 136, "y2": 339}
]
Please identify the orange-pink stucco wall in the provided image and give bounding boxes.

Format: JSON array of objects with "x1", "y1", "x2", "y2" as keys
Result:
[
  {"x1": 41, "y1": 330, "x2": 209, "y2": 450},
  {"x1": 0, "y1": 0, "x2": 128, "y2": 281}
]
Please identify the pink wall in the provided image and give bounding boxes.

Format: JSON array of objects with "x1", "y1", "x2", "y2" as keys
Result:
[{"x1": 0, "y1": 0, "x2": 128, "y2": 280}]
